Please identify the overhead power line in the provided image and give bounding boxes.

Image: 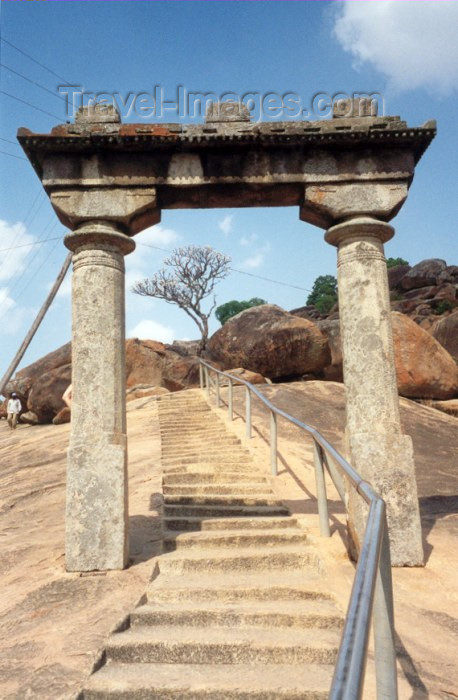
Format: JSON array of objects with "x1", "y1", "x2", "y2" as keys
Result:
[
  {"x1": 0, "y1": 62, "x2": 69, "y2": 104},
  {"x1": 137, "y1": 241, "x2": 311, "y2": 293},
  {"x1": 0, "y1": 149, "x2": 27, "y2": 161},
  {"x1": 0, "y1": 135, "x2": 20, "y2": 146},
  {"x1": 0, "y1": 36, "x2": 71, "y2": 84},
  {"x1": 0, "y1": 89, "x2": 62, "y2": 121},
  {"x1": 0, "y1": 236, "x2": 62, "y2": 254}
]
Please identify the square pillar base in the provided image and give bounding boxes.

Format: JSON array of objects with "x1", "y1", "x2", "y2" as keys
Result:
[
  {"x1": 65, "y1": 437, "x2": 128, "y2": 572},
  {"x1": 347, "y1": 432, "x2": 424, "y2": 567}
]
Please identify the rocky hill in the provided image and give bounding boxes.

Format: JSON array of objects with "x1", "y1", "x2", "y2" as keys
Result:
[{"x1": 1, "y1": 258, "x2": 457, "y2": 426}]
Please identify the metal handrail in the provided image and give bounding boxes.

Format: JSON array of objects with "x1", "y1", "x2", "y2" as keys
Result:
[{"x1": 199, "y1": 358, "x2": 397, "y2": 700}]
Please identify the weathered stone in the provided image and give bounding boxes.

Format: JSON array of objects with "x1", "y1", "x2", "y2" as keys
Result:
[
  {"x1": 430, "y1": 399, "x2": 458, "y2": 417},
  {"x1": 126, "y1": 338, "x2": 200, "y2": 392},
  {"x1": 430, "y1": 311, "x2": 458, "y2": 362},
  {"x1": 402, "y1": 285, "x2": 437, "y2": 300},
  {"x1": 4, "y1": 342, "x2": 71, "y2": 402},
  {"x1": 53, "y1": 406, "x2": 71, "y2": 425},
  {"x1": 126, "y1": 385, "x2": 170, "y2": 402},
  {"x1": 325, "y1": 217, "x2": 423, "y2": 566},
  {"x1": 400, "y1": 259, "x2": 447, "y2": 291},
  {"x1": 206, "y1": 101, "x2": 251, "y2": 123},
  {"x1": 289, "y1": 305, "x2": 324, "y2": 321},
  {"x1": 387, "y1": 264, "x2": 411, "y2": 290},
  {"x1": 220, "y1": 368, "x2": 268, "y2": 385},
  {"x1": 167, "y1": 340, "x2": 201, "y2": 358},
  {"x1": 433, "y1": 283, "x2": 457, "y2": 303},
  {"x1": 75, "y1": 104, "x2": 121, "y2": 124},
  {"x1": 392, "y1": 312, "x2": 458, "y2": 400},
  {"x1": 438, "y1": 265, "x2": 458, "y2": 284},
  {"x1": 19, "y1": 410, "x2": 40, "y2": 425},
  {"x1": 27, "y1": 364, "x2": 72, "y2": 423},
  {"x1": 207, "y1": 305, "x2": 330, "y2": 380},
  {"x1": 333, "y1": 97, "x2": 378, "y2": 118},
  {"x1": 64, "y1": 222, "x2": 136, "y2": 572},
  {"x1": 316, "y1": 320, "x2": 343, "y2": 382},
  {"x1": 16, "y1": 108, "x2": 436, "y2": 573}
]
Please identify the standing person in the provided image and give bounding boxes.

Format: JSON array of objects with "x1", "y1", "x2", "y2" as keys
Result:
[{"x1": 7, "y1": 392, "x2": 22, "y2": 430}]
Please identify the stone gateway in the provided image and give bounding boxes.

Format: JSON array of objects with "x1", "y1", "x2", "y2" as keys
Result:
[{"x1": 18, "y1": 99, "x2": 436, "y2": 569}]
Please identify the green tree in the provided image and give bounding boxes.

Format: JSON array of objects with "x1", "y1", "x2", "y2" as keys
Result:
[
  {"x1": 386, "y1": 257, "x2": 409, "y2": 269},
  {"x1": 306, "y1": 275, "x2": 338, "y2": 314},
  {"x1": 215, "y1": 297, "x2": 267, "y2": 325}
]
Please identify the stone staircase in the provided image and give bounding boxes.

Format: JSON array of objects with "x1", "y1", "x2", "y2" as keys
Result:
[{"x1": 82, "y1": 389, "x2": 344, "y2": 699}]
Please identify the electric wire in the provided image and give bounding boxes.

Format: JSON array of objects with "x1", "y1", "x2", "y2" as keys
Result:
[
  {"x1": 0, "y1": 236, "x2": 61, "y2": 254},
  {"x1": 0, "y1": 89, "x2": 62, "y2": 121},
  {"x1": 0, "y1": 135, "x2": 20, "y2": 146},
  {"x1": 137, "y1": 241, "x2": 311, "y2": 293},
  {"x1": 0, "y1": 62, "x2": 69, "y2": 104},
  {"x1": 0, "y1": 149, "x2": 27, "y2": 161},
  {"x1": 0, "y1": 36, "x2": 71, "y2": 84},
  {"x1": 0, "y1": 191, "x2": 46, "y2": 278}
]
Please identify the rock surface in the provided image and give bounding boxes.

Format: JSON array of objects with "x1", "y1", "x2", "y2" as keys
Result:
[
  {"x1": 3, "y1": 339, "x2": 201, "y2": 425},
  {"x1": 126, "y1": 338, "x2": 200, "y2": 392},
  {"x1": 430, "y1": 310, "x2": 458, "y2": 363},
  {"x1": 1, "y1": 383, "x2": 456, "y2": 698},
  {"x1": 219, "y1": 367, "x2": 268, "y2": 385},
  {"x1": 400, "y1": 258, "x2": 447, "y2": 291},
  {"x1": 126, "y1": 385, "x2": 170, "y2": 402},
  {"x1": 207, "y1": 304, "x2": 330, "y2": 380},
  {"x1": 391, "y1": 312, "x2": 458, "y2": 399},
  {"x1": 27, "y1": 364, "x2": 72, "y2": 424},
  {"x1": 314, "y1": 313, "x2": 458, "y2": 400},
  {"x1": 52, "y1": 407, "x2": 71, "y2": 425}
]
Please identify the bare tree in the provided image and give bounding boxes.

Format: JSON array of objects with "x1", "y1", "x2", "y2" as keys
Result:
[{"x1": 132, "y1": 245, "x2": 231, "y2": 353}]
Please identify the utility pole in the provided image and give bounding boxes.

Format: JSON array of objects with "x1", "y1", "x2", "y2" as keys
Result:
[{"x1": 0, "y1": 253, "x2": 72, "y2": 397}]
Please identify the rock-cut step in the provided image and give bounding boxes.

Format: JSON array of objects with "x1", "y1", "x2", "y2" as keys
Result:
[
  {"x1": 162, "y1": 527, "x2": 310, "y2": 552},
  {"x1": 83, "y1": 661, "x2": 334, "y2": 699},
  {"x1": 81, "y1": 390, "x2": 344, "y2": 699},
  {"x1": 103, "y1": 624, "x2": 340, "y2": 665},
  {"x1": 163, "y1": 515, "x2": 299, "y2": 531}
]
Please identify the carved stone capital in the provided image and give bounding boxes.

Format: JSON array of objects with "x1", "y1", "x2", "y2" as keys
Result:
[
  {"x1": 51, "y1": 187, "x2": 161, "y2": 235},
  {"x1": 325, "y1": 216, "x2": 394, "y2": 247},
  {"x1": 64, "y1": 220, "x2": 136, "y2": 256},
  {"x1": 300, "y1": 182, "x2": 408, "y2": 229}
]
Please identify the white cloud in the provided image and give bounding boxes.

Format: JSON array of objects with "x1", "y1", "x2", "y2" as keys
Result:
[
  {"x1": 241, "y1": 253, "x2": 265, "y2": 270},
  {"x1": 0, "y1": 219, "x2": 37, "y2": 282},
  {"x1": 54, "y1": 271, "x2": 72, "y2": 299},
  {"x1": 128, "y1": 319, "x2": 175, "y2": 343},
  {"x1": 0, "y1": 286, "x2": 34, "y2": 334},
  {"x1": 136, "y1": 224, "x2": 180, "y2": 249},
  {"x1": 240, "y1": 243, "x2": 271, "y2": 270},
  {"x1": 239, "y1": 233, "x2": 259, "y2": 247},
  {"x1": 333, "y1": 1, "x2": 458, "y2": 95},
  {"x1": 218, "y1": 215, "x2": 233, "y2": 236}
]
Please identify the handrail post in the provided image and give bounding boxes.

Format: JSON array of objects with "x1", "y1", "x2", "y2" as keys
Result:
[
  {"x1": 373, "y1": 515, "x2": 398, "y2": 700},
  {"x1": 245, "y1": 386, "x2": 252, "y2": 439},
  {"x1": 228, "y1": 378, "x2": 233, "y2": 421},
  {"x1": 204, "y1": 366, "x2": 210, "y2": 397},
  {"x1": 270, "y1": 410, "x2": 277, "y2": 476},
  {"x1": 215, "y1": 372, "x2": 220, "y2": 408},
  {"x1": 199, "y1": 363, "x2": 203, "y2": 390},
  {"x1": 313, "y1": 440, "x2": 331, "y2": 537}
]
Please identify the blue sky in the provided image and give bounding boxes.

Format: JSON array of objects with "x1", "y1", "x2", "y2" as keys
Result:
[{"x1": 0, "y1": 0, "x2": 457, "y2": 378}]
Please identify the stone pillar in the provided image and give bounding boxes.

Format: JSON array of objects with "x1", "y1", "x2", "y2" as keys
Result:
[
  {"x1": 64, "y1": 221, "x2": 135, "y2": 572},
  {"x1": 325, "y1": 216, "x2": 423, "y2": 566}
]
